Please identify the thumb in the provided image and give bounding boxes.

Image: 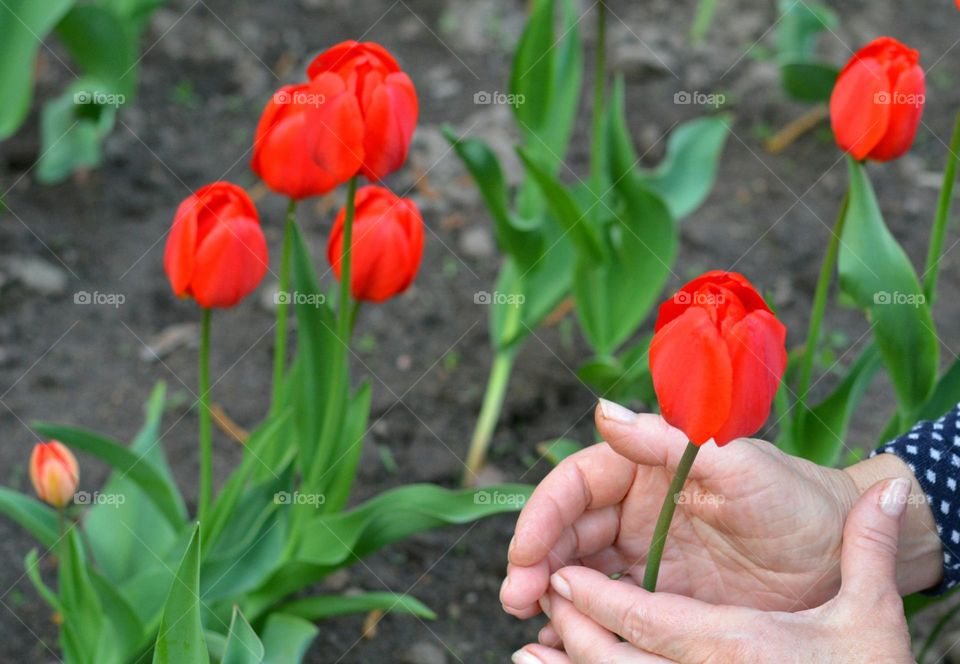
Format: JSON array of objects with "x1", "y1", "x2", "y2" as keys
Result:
[{"x1": 839, "y1": 477, "x2": 911, "y2": 603}]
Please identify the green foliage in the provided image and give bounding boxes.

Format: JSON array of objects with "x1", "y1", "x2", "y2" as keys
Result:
[{"x1": 775, "y1": 0, "x2": 839, "y2": 102}]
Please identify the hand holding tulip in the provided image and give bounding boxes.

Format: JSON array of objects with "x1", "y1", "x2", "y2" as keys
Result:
[{"x1": 514, "y1": 478, "x2": 916, "y2": 664}]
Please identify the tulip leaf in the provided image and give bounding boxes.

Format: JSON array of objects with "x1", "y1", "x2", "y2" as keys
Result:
[
  {"x1": 152, "y1": 524, "x2": 207, "y2": 664},
  {"x1": 638, "y1": 114, "x2": 731, "y2": 221},
  {"x1": 775, "y1": 0, "x2": 839, "y2": 102},
  {"x1": 37, "y1": 85, "x2": 118, "y2": 184},
  {"x1": 838, "y1": 158, "x2": 938, "y2": 415},
  {"x1": 509, "y1": 0, "x2": 553, "y2": 139},
  {"x1": 221, "y1": 606, "x2": 265, "y2": 664},
  {"x1": 780, "y1": 62, "x2": 838, "y2": 103},
  {"x1": 789, "y1": 344, "x2": 881, "y2": 466},
  {"x1": 0, "y1": 487, "x2": 59, "y2": 548},
  {"x1": 322, "y1": 381, "x2": 372, "y2": 511},
  {"x1": 879, "y1": 355, "x2": 960, "y2": 445},
  {"x1": 56, "y1": 4, "x2": 137, "y2": 99},
  {"x1": 0, "y1": 0, "x2": 75, "y2": 139},
  {"x1": 24, "y1": 549, "x2": 62, "y2": 612},
  {"x1": 260, "y1": 614, "x2": 318, "y2": 664},
  {"x1": 442, "y1": 126, "x2": 543, "y2": 267},
  {"x1": 90, "y1": 567, "x2": 149, "y2": 661},
  {"x1": 277, "y1": 591, "x2": 436, "y2": 621},
  {"x1": 33, "y1": 420, "x2": 187, "y2": 527},
  {"x1": 59, "y1": 528, "x2": 105, "y2": 664},
  {"x1": 517, "y1": 148, "x2": 605, "y2": 263},
  {"x1": 85, "y1": 382, "x2": 179, "y2": 584}
]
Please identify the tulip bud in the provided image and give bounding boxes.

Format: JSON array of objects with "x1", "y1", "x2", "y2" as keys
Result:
[
  {"x1": 327, "y1": 185, "x2": 424, "y2": 303},
  {"x1": 29, "y1": 441, "x2": 79, "y2": 508},
  {"x1": 829, "y1": 36, "x2": 925, "y2": 162},
  {"x1": 163, "y1": 182, "x2": 269, "y2": 308},
  {"x1": 252, "y1": 83, "x2": 342, "y2": 200},
  {"x1": 650, "y1": 271, "x2": 787, "y2": 446},
  {"x1": 305, "y1": 41, "x2": 418, "y2": 182}
]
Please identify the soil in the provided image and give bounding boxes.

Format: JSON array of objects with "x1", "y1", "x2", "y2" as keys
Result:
[{"x1": 2, "y1": 0, "x2": 960, "y2": 662}]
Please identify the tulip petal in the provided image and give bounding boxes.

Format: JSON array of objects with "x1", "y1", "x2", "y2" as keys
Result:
[
  {"x1": 650, "y1": 307, "x2": 733, "y2": 445},
  {"x1": 306, "y1": 73, "x2": 365, "y2": 182},
  {"x1": 163, "y1": 206, "x2": 197, "y2": 298},
  {"x1": 867, "y1": 64, "x2": 925, "y2": 162},
  {"x1": 190, "y1": 217, "x2": 269, "y2": 308},
  {"x1": 829, "y1": 57, "x2": 891, "y2": 160},
  {"x1": 360, "y1": 72, "x2": 419, "y2": 181},
  {"x1": 711, "y1": 310, "x2": 788, "y2": 446}
]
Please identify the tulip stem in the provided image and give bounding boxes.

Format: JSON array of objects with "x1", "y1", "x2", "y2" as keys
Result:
[
  {"x1": 271, "y1": 199, "x2": 297, "y2": 415},
  {"x1": 589, "y1": 0, "x2": 607, "y2": 189},
  {"x1": 642, "y1": 441, "x2": 699, "y2": 592},
  {"x1": 923, "y1": 110, "x2": 960, "y2": 303},
  {"x1": 463, "y1": 347, "x2": 517, "y2": 486},
  {"x1": 338, "y1": 177, "x2": 359, "y2": 346},
  {"x1": 198, "y1": 308, "x2": 213, "y2": 525},
  {"x1": 795, "y1": 192, "x2": 848, "y2": 408}
]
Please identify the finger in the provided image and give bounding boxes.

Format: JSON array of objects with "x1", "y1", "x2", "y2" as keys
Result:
[
  {"x1": 511, "y1": 443, "x2": 636, "y2": 567},
  {"x1": 839, "y1": 477, "x2": 911, "y2": 603},
  {"x1": 538, "y1": 623, "x2": 561, "y2": 647},
  {"x1": 503, "y1": 507, "x2": 623, "y2": 617},
  {"x1": 542, "y1": 592, "x2": 674, "y2": 663},
  {"x1": 594, "y1": 399, "x2": 743, "y2": 479},
  {"x1": 551, "y1": 566, "x2": 755, "y2": 658},
  {"x1": 512, "y1": 644, "x2": 571, "y2": 664}
]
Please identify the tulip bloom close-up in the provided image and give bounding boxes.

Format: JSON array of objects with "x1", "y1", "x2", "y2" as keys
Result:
[
  {"x1": 649, "y1": 270, "x2": 788, "y2": 446},
  {"x1": 251, "y1": 83, "x2": 344, "y2": 200},
  {"x1": 327, "y1": 185, "x2": 424, "y2": 303},
  {"x1": 306, "y1": 40, "x2": 418, "y2": 182},
  {"x1": 829, "y1": 36, "x2": 925, "y2": 162},
  {"x1": 29, "y1": 441, "x2": 79, "y2": 509},
  {"x1": 163, "y1": 181, "x2": 269, "y2": 308}
]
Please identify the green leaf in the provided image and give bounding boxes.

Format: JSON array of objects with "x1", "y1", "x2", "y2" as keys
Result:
[
  {"x1": 56, "y1": 4, "x2": 137, "y2": 99},
  {"x1": 780, "y1": 62, "x2": 838, "y2": 103},
  {"x1": 36, "y1": 85, "x2": 117, "y2": 184},
  {"x1": 152, "y1": 524, "x2": 207, "y2": 664},
  {"x1": 573, "y1": 184, "x2": 675, "y2": 355},
  {"x1": 518, "y1": 148, "x2": 605, "y2": 263},
  {"x1": 0, "y1": 0, "x2": 74, "y2": 139},
  {"x1": 85, "y1": 383, "x2": 178, "y2": 584},
  {"x1": 59, "y1": 528, "x2": 104, "y2": 664},
  {"x1": 509, "y1": 0, "x2": 554, "y2": 141},
  {"x1": 535, "y1": 439, "x2": 582, "y2": 466},
  {"x1": 789, "y1": 344, "x2": 881, "y2": 466},
  {"x1": 90, "y1": 567, "x2": 149, "y2": 661},
  {"x1": 278, "y1": 591, "x2": 436, "y2": 621},
  {"x1": 441, "y1": 127, "x2": 542, "y2": 267},
  {"x1": 260, "y1": 614, "x2": 318, "y2": 664},
  {"x1": 24, "y1": 549, "x2": 62, "y2": 612},
  {"x1": 221, "y1": 606, "x2": 265, "y2": 664},
  {"x1": 33, "y1": 421, "x2": 187, "y2": 527},
  {"x1": 0, "y1": 487, "x2": 59, "y2": 547},
  {"x1": 838, "y1": 159, "x2": 938, "y2": 414},
  {"x1": 322, "y1": 382, "x2": 372, "y2": 511},
  {"x1": 638, "y1": 114, "x2": 731, "y2": 220},
  {"x1": 775, "y1": 0, "x2": 838, "y2": 63}
]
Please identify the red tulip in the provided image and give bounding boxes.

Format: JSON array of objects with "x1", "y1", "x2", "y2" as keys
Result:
[
  {"x1": 164, "y1": 182, "x2": 269, "y2": 308},
  {"x1": 306, "y1": 41, "x2": 418, "y2": 182},
  {"x1": 829, "y1": 36, "x2": 925, "y2": 162},
  {"x1": 251, "y1": 83, "x2": 343, "y2": 200},
  {"x1": 30, "y1": 441, "x2": 79, "y2": 508},
  {"x1": 650, "y1": 271, "x2": 787, "y2": 446},
  {"x1": 327, "y1": 185, "x2": 423, "y2": 303}
]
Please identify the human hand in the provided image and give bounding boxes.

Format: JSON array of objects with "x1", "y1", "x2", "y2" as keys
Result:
[
  {"x1": 513, "y1": 477, "x2": 915, "y2": 664},
  {"x1": 502, "y1": 400, "x2": 940, "y2": 618}
]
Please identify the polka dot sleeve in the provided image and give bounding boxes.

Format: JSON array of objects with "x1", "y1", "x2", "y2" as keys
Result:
[{"x1": 872, "y1": 405, "x2": 960, "y2": 594}]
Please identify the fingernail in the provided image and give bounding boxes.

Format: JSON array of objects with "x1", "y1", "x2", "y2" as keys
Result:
[
  {"x1": 550, "y1": 572, "x2": 572, "y2": 600},
  {"x1": 500, "y1": 575, "x2": 511, "y2": 600},
  {"x1": 599, "y1": 398, "x2": 637, "y2": 424},
  {"x1": 512, "y1": 650, "x2": 543, "y2": 664},
  {"x1": 879, "y1": 477, "x2": 911, "y2": 517},
  {"x1": 539, "y1": 594, "x2": 551, "y2": 616}
]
